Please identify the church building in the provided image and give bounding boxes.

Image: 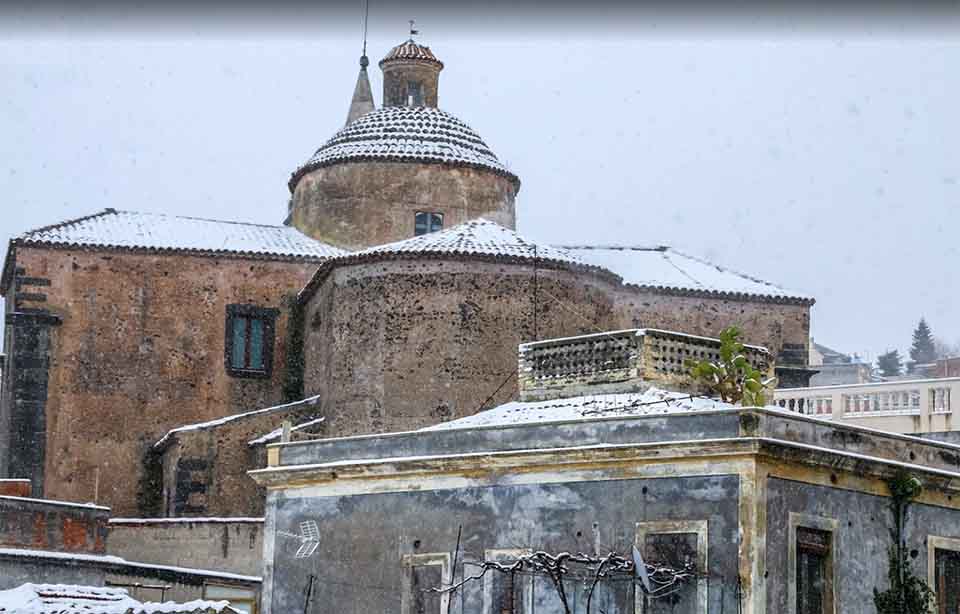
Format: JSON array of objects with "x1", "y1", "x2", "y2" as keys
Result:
[{"x1": 0, "y1": 38, "x2": 815, "y2": 518}]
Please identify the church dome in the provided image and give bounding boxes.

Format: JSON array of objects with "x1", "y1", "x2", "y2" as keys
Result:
[
  {"x1": 379, "y1": 40, "x2": 444, "y2": 69},
  {"x1": 288, "y1": 106, "x2": 519, "y2": 192}
]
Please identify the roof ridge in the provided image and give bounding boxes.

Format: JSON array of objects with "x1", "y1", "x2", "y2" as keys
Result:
[
  {"x1": 18, "y1": 208, "x2": 118, "y2": 239},
  {"x1": 555, "y1": 244, "x2": 670, "y2": 252},
  {"x1": 107, "y1": 209, "x2": 294, "y2": 230},
  {"x1": 666, "y1": 247, "x2": 791, "y2": 291}
]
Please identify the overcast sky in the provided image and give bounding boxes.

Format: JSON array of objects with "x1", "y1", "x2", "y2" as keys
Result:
[{"x1": 1, "y1": 4, "x2": 957, "y2": 363}]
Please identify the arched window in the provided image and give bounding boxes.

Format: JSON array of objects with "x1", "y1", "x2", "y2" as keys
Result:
[{"x1": 414, "y1": 211, "x2": 443, "y2": 235}]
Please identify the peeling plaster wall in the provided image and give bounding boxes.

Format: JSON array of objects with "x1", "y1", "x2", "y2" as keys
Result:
[
  {"x1": 290, "y1": 162, "x2": 517, "y2": 250},
  {"x1": 0, "y1": 496, "x2": 109, "y2": 554},
  {"x1": 268, "y1": 476, "x2": 741, "y2": 614},
  {"x1": 765, "y1": 477, "x2": 960, "y2": 612},
  {"x1": 3, "y1": 246, "x2": 316, "y2": 516},
  {"x1": 107, "y1": 520, "x2": 264, "y2": 577}
]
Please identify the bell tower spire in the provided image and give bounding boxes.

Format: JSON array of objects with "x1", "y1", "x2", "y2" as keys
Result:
[{"x1": 345, "y1": 0, "x2": 375, "y2": 125}]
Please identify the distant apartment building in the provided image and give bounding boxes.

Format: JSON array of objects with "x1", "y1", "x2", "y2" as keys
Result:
[
  {"x1": 774, "y1": 377, "x2": 958, "y2": 434},
  {"x1": 807, "y1": 339, "x2": 875, "y2": 387}
]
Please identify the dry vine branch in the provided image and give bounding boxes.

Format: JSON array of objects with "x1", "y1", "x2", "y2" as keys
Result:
[{"x1": 427, "y1": 550, "x2": 699, "y2": 614}]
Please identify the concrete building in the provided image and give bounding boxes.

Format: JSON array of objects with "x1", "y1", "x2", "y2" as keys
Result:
[
  {"x1": 807, "y1": 339, "x2": 874, "y2": 387},
  {"x1": 774, "y1": 377, "x2": 959, "y2": 434},
  {"x1": 251, "y1": 329, "x2": 960, "y2": 614}
]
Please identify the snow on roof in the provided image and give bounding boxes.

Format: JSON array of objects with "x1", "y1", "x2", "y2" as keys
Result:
[
  {"x1": 109, "y1": 517, "x2": 262, "y2": 525},
  {"x1": 0, "y1": 494, "x2": 109, "y2": 511},
  {"x1": 0, "y1": 549, "x2": 261, "y2": 584},
  {"x1": 154, "y1": 395, "x2": 321, "y2": 451},
  {"x1": 298, "y1": 219, "x2": 600, "y2": 302},
  {"x1": 248, "y1": 417, "x2": 326, "y2": 446},
  {"x1": 11, "y1": 209, "x2": 344, "y2": 261},
  {"x1": 290, "y1": 106, "x2": 518, "y2": 190},
  {"x1": 560, "y1": 245, "x2": 813, "y2": 303},
  {"x1": 422, "y1": 387, "x2": 733, "y2": 431},
  {"x1": 0, "y1": 584, "x2": 236, "y2": 614}
]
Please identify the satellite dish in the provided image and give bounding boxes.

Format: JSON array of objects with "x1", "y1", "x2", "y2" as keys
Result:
[{"x1": 632, "y1": 545, "x2": 652, "y2": 594}]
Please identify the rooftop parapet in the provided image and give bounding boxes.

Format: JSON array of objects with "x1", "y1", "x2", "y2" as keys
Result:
[{"x1": 518, "y1": 328, "x2": 773, "y2": 402}]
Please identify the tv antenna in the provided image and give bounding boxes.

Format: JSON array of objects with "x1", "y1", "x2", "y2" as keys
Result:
[{"x1": 279, "y1": 520, "x2": 321, "y2": 558}]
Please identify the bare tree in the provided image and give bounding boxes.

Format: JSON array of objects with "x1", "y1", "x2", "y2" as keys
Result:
[{"x1": 428, "y1": 549, "x2": 699, "y2": 614}]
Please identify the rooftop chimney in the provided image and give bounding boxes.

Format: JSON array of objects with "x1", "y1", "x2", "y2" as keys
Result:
[{"x1": 518, "y1": 329, "x2": 773, "y2": 402}]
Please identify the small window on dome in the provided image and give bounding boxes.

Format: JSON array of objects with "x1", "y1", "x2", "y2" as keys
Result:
[
  {"x1": 415, "y1": 212, "x2": 443, "y2": 236},
  {"x1": 407, "y1": 80, "x2": 424, "y2": 106}
]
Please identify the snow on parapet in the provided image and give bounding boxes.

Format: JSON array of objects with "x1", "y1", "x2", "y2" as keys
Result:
[
  {"x1": 248, "y1": 417, "x2": 326, "y2": 446},
  {"x1": 11, "y1": 209, "x2": 345, "y2": 260},
  {"x1": 560, "y1": 245, "x2": 813, "y2": 303},
  {"x1": 153, "y1": 395, "x2": 322, "y2": 451},
  {"x1": 0, "y1": 583, "x2": 239, "y2": 614},
  {"x1": 422, "y1": 387, "x2": 732, "y2": 431}
]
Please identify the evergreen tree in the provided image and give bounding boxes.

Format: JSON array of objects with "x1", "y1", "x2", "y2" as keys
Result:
[
  {"x1": 910, "y1": 318, "x2": 937, "y2": 364},
  {"x1": 877, "y1": 350, "x2": 903, "y2": 377}
]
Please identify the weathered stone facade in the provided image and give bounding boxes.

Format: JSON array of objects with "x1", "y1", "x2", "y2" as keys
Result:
[
  {"x1": 300, "y1": 256, "x2": 811, "y2": 437},
  {"x1": 0, "y1": 245, "x2": 318, "y2": 516},
  {"x1": 156, "y1": 397, "x2": 322, "y2": 518},
  {"x1": 302, "y1": 258, "x2": 619, "y2": 436},
  {"x1": 290, "y1": 161, "x2": 517, "y2": 250}
]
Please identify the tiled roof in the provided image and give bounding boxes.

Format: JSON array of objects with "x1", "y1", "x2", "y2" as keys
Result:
[
  {"x1": 9, "y1": 209, "x2": 345, "y2": 261},
  {"x1": 561, "y1": 245, "x2": 813, "y2": 304},
  {"x1": 289, "y1": 106, "x2": 519, "y2": 191},
  {"x1": 379, "y1": 40, "x2": 443, "y2": 69},
  {"x1": 0, "y1": 583, "x2": 237, "y2": 614},
  {"x1": 297, "y1": 219, "x2": 603, "y2": 303}
]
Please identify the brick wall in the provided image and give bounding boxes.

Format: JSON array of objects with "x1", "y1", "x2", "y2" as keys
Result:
[
  {"x1": 0, "y1": 246, "x2": 318, "y2": 516},
  {"x1": 0, "y1": 495, "x2": 110, "y2": 554}
]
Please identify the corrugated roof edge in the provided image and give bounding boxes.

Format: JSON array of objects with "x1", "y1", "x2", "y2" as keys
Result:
[
  {"x1": 288, "y1": 153, "x2": 521, "y2": 194},
  {"x1": 1, "y1": 209, "x2": 343, "y2": 296},
  {"x1": 557, "y1": 244, "x2": 815, "y2": 305},
  {"x1": 295, "y1": 247, "x2": 619, "y2": 306}
]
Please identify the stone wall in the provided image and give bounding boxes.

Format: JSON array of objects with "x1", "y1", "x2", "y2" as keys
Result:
[
  {"x1": 608, "y1": 285, "x2": 811, "y2": 369},
  {"x1": 381, "y1": 59, "x2": 441, "y2": 108},
  {"x1": 290, "y1": 162, "x2": 517, "y2": 249},
  {"x1": 107, "y1": 518, "x2": 264, "y2": 577},
  {"x1": 158, "y1": 398, "x2": 322, "y2": 518},
  {"x1": 300, "y1": 256, "x2": 812, "y2": 439},
  {"x1": 0, "y1": 245, "x2": 318, "y2": 516},
  {"x1": 302, "y1": 259, "x2": 619, "y2": 437},
  {"x1": 0, "y1": 495, "x2": 109, "y2": 554}
]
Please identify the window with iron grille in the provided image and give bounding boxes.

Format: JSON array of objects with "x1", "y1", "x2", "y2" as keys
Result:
[
  {"x1": 407, "y1": 80, "x2": 424, "y2": 106},
  {"x1": 225, "y1": 304, "x2": 278, "y2": 378},
  {"x1": 415, "y1": 212, "x2": 443, "y2": 236},
  {"x1": 796, "y1": 527, "x2": 833, "y2": 614}
]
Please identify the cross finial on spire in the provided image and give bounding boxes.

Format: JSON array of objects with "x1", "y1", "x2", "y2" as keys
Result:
[{"x1": 409, "y1": 19, "x2": 419, "y2": 40}]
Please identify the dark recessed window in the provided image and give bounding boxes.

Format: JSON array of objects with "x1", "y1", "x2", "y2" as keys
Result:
[
  {"x1": 407, "y1": 80, "x2": 424, "y2": 106},
  {"x1": 225, "y1": 304, "x2": 278, "y2": 378},
  {"x1": 797, "y1": 527, "x2": 833, "y2": 614},
  {"x1": 936, "y1": 548, "x2": 960, "y2": 614},
  {"x1": 414, "y1": 212, "x2": 443, "y2": 236}
]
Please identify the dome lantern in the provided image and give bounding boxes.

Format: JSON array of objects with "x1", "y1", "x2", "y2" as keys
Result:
[{"x1": 379, "y1": 37, "x2": 444, "y2": 108}]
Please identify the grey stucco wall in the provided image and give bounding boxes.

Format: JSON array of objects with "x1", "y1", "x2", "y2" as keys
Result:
[
  {"x1": 765, "y1": 477, "x2": 960, "y2": 613},
  {"x1": 0, "y1": 556, "x2": 106, "y2": 589},
  {"x1": 268, "y1": 475, "x2": 741, "y2": 614}
]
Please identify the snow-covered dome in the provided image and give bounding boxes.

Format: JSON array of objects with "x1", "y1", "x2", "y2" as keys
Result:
[{"x1": 288, "y1": 106, "x2": 519, "y2": 191}]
